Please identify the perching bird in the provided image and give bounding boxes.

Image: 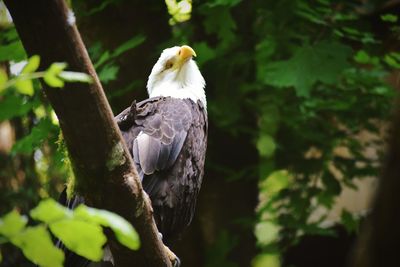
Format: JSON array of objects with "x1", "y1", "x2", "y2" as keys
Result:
[
  {"x1": 116, "y1": 45, "x2": 208, "y2": 243},
  {"x1": 59, "y1": 45, "x2": 207, "y2": 266}
]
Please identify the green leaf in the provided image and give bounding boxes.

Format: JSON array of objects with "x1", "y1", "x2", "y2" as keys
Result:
[
  {"x1": 58, "y1": 71, "x2": 93, "y2": 83},
  {"x1": 0, "y1": 210, "x2": 28, "y2": 238},
  {"x1": 0, "y1": 94, "x2": 38, "y2": 121},
  {"x1": 112, "y1": 35, "x2": 146, "y2": 58},
  {"x1": 263, "y1": 41, "x2": 351, "y2": 97},
  {"x1": 296, "y1": 2, "x2": 327, "y2": 25},
  {"x1": 44, "y1": 63, "x2": 67, "y2": 88},
  {"x1": 256, "y1": 134, "x2": 276, "y2": 157},
  {"x1": 205, "y1": 0, "x2": 241, "y2": 8},
  {"x1": 74, "y1": 205, "x2": 140, "y2": 250},
  {"x1": 98, "y1": 64, "x2": 119, "y2": 83},
  {"x1": 0, "y1": 69, "x2": 7, "y2": 92},
  {"x1": 94, "y1": 51, "x2": 110, "y2": 69},
  {"x1": 341, "y1": 209, "x2": 359, "y2": 233},
  {"x1": 372, "y1": 86, "x2": 392, "y2": 96},
  {"x1": 317, "y1": 191, "x2": 335, "y2": 208},
  {"x1": 384, "y1": 54, "x2": 400, "y2": 69},
  {"x1": 202, "y1": 7, "x2": 236, "y2": 46},
  {"x1": 11, "y1": 225, "x2": 64, "y2": 267},
  {"x1": 22, "y1": 55, "x2": 41, "y2": 74},
  {"x1": 254, "y1": 221, "x2": 279, "y2": 245},
  {"x1": 252, "y1": 254, "x2": 280, "y2": 267},
  {"x1": 321, "y1": 171, "x2": 341, "y2": 195},
  {"x1": 50, "y1": 219, "x2": 106, "y2": 261},
  {"x1": 12, "y1": 119, "x2": 56, "y2": 155},
  {"x1": 256, "y1": 37, "x2": 277, "y2": 81},
  {"x1": 30, "y1": 199, "x2": 72, "y2": 223},
  {"x1": 193, "y1": 42, "x2": 217, "y2": 66},
  {"x1": 165, "y1": 0, "x2": 192, "y2": 25},
  {"x1": 14, "y1": 79, "x2": 34, "y2": 96},
  {"x1": 0, "y1": 41, "x2": 26, "y2": 61},
  {"x1": 261, "y1": 170, "x2": 291, "y2": 196},
  {"x1": 94, "y1": 36, "x2": 145, "y2": 68},
  {"x1": 354, "y1": 50, "x2": 370, "y2": 64},
  {"x1": 381, "y1": 14, "x2": 398, "y2": 23}
]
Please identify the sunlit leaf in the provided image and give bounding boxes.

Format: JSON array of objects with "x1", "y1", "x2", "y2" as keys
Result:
[
  {"x1": 0, "y1": 69, "x2": 7, "y2": 92},
  {"x1": 15, "y1": 79, "x2": 34, "y2": 96},
  {"x1": 0, "y1": 210, "x2": 28, "y2": 238},
  {"x1": 30, "y1": 199, "x2": 72, "y2": 223},
  {"x1": 254, "y1": 221, "x2": 279, "y2": 245},
  {"x1": 257, "y1": 134, "x2": 276, "y2": 157},
  {"x1": 165, "y1": 0, "x2": 192, "y2": 25},
  {"x1": 252, "y1": 254, "x2": 280, "y2": 267},
  {"x1": 44, "y1": 63, "x2": 67, "y2": 88},
  {"x1": 11, "y1": 226, "x2": 64, "y2": 267},
  {"x1": 22, "y1": 55, "x2": 40, "y2": 74},
  {"x1": 261, "y1": 170, "x2": 291, "y2": 196},
  {"x1": 74, "y1": 205, "x2": 140, "y2": 250},
  {"x1": 58, "y1": 71, "x2": 93, "y2": 83},
  {"x1": 50, "y1": 219, "x2": 106, "y2": 261}
]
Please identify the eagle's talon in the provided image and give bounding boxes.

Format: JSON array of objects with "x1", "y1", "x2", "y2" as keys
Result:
[
  {"x1": 164, "y1": 244, "x2": 180, "y2": 267},
  {"x1": 173, "y1": 256, "x2": 181, "y2": 267}
]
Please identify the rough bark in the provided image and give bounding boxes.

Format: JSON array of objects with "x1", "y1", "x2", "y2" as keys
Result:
[
  {"x1": 4, "y1": 0, "x2": 171, "y2": 266},
  {"x1": 350, "y1": 103, "x2": 400, "y2": 267}
]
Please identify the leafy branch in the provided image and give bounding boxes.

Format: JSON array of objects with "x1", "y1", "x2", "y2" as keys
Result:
[
  {"x1": 0, "y1": 55, "x2": 92, "y2": 95},
  {"x1": 0, "y1": 199, "x2": 139, "y2": 267}
]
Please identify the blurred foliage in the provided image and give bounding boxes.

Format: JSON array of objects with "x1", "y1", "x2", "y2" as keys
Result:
[
  {"x1": 0, "y1": 0, "x2": 399, "y2": 266},
  {"x1": 165, "y1": 0, "x2": 192, "y2": 25},
  {"x1": 0, "y1": 199, "x2": 139, "y2": 266}
]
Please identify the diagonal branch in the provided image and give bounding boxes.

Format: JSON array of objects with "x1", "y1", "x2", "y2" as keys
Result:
[{"x1": 4, "y1": 0, "x2": 171, "y2": 266}]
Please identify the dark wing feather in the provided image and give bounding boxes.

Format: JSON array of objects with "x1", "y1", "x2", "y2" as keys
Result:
[{"x1": 120, "y1": 97, "x2": 192, "y2": 176}]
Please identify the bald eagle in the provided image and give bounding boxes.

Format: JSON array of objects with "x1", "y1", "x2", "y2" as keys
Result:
[
  {"x1": 116, "y1": 45, "x2": 208, "y2": 242},
  {"x1": 59, "y1": 45, "x2": 207, "y2": 266}
]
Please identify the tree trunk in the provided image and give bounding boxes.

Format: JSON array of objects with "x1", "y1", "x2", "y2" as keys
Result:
[
  {"x1": 351, "y1": 103, "x2": 400, "y2": 267},
  {"x1": 3, "y1": 0, "x2": 171, "y2": 266}
]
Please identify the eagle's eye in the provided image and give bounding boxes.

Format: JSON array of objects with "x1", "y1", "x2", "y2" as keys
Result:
[{"x1": 165, "y1": 61, "x2": 173, "y2": 69}]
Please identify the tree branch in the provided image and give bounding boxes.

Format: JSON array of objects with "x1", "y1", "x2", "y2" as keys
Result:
[{"x1": 4, "y1": 0, "x2": 171, "y2": 266}]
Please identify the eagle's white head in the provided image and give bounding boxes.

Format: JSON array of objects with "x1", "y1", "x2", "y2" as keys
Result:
[{"x1": 147, "y1": 45, "x2": 206, "y2": 107}]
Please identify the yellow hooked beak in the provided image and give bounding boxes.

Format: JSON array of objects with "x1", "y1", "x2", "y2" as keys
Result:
[{"x1": 177, "y1": 45, "x2": 196, "y2": 63}]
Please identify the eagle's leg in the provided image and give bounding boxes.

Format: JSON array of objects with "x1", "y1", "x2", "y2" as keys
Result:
[
  {"x1": 156, "y1": 231, "x2": 180, "y2": 267},
  {"x1": 163, "y1": 244, "x2": 181, "y2": 267}
]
